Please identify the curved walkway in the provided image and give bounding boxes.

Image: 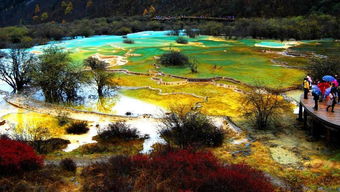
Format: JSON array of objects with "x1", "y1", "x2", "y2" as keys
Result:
[{"x1": 299, "y1": 94, "x2": 340, "y2": 129}]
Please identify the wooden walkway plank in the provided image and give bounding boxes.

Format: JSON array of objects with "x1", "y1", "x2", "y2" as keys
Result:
[{"x1": 300, "y1": 93, "x2": 340, "y2": 129}]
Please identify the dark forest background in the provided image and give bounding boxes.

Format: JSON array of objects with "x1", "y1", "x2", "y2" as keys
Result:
[{"x1": 1, "y1": 0, "x2": 340, "y2": 26}]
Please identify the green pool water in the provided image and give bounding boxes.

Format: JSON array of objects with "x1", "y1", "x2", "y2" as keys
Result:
[
  {"x1": 25, "y1": 31, "x2": 339, "y2": 89},
  {"x1": 255, "y1": 41, "x2": 286, "y2": 48}
]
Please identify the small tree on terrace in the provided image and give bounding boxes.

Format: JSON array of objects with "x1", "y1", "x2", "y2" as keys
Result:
[
  {"x1": 0, "y1": 48, "x2": 36, "y2": 93},
  {"x1": 159, "y1": 51, "x2": 190, "y2": 67},
  {"x1": 242, "y1": 85, "x2": 290, "y2": 130},
  {"x1": 84, "y1": 57, "x2": 114, "y2": 97},
  {"x1": 30, "y1": 46, "x2": 84, "y2": 103}
]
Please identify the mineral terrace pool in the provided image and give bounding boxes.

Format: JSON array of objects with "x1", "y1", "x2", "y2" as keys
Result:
[{"x1": 255, "y1": 41, "x2": 290, "y2": 48}]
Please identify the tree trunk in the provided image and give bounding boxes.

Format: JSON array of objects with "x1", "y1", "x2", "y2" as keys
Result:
[
  {"x1": 16, "y1": 82, "x2": 24, "y2": 92},
  {"x1": 98, "y1": 85, "x2": 103, "y2": 97}
]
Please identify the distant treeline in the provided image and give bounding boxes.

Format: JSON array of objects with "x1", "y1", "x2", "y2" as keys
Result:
[
  {"x1": 0, "y1": 15, "x2": 339, "y2": 49},
  {"x1": 1, "y1": 0, "x2": 340, "y2": 26}
]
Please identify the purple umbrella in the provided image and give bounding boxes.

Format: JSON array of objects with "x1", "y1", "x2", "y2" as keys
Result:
[{"x1": 332, "y1": 79, "x2": 339, "y2": 87}]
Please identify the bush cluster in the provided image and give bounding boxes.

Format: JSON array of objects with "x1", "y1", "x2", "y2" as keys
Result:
[
  {"x1": 176, "y1": 37, "x2": 188, "y2": 44},
  {"x1": 123, "y1": 39, "x2": 135, "y2": 44},
  {"x1": 97, "y1": 122, "x2": 140, "y2": 142},
  {"x1": 82, "y1": 149, "x2": 274, "y2": 192},
  {"x1": 60, "y1": 158, "x2": 77, "y2": 173},
  {"x1": 66, "y1": 121, "x2": 89, "y2": 135},
  {"x1": 161, "y1": 111, "x2": 225, "y2": 148},
  {"x1": 28, "y1": 138, "x2": 70, "y2": 154},
  {"x1": 159, "y1": 51, "x2": 190, "y2": 67},
  {"x1": 0, "y1": 164, "x2": 70, "y2": 192},
  {"x1": 0, "y1": 139, "x2": 44, "y2": 176}
]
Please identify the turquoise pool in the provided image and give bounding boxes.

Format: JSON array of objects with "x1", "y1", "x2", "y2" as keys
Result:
[{"x1": 255, "y1": 41, "x2": 286, "y2": 48}]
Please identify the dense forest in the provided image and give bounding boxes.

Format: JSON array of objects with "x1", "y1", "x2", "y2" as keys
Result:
[
  {"x1": 1, "y1": 14, "x2": 339, "y2": 49},
  {"x1": 1, "y1": 0, "x2": 340, "y2": 26}
]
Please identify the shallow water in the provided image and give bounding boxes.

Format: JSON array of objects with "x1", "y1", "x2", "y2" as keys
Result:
[
  {"x1": 32, "y1": 84, "x2": 166, "y2": 117},
  {"x1": 0, "y1": 94, "x2": 19, "y2": 136},
  {"x1": 255, "y1": 41, "x2": 286, "y2": 48},
  {"x1": 126, "y1": 119, "x2": 165, "y2": 154},
  {"x1": 28, "y1": 31, "x2": 184, "y2": 53},
  {"x1": 0, "y1": 80, "x2": 13, "y2": 93}
]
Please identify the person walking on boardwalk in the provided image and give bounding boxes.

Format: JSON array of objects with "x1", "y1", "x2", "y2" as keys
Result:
[
  {"x1": 312, "y1": 90, "x2": 320, "y2": 110},
  {"x1": 318, "y1": 80, "x2": 330, "y2": 101},
  {"x1": 312, "y1": 83, "x2": 321, "y2": 111},
  {"x1": 326, "y1": 92, "x2": 336, "y2": 112},
  {"x1": 336, "y1": 74, "x2": 340, "y2": 103},
  {"x1": 338, "y1": 85, "x2": 340, "y2": 104},
  {"x1": 306, "y1": 74, "x2": 312, "y2": 87},
  {"x1": 303, "y1": 78, "x2": 310, "y2": 99}
]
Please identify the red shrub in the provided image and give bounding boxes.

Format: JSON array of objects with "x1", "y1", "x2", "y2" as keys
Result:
[
  {"x1": 131, "y1": 150, "x2": 274, "y2": 192},
  {"x1": 148, "y1": 150, "x2": 219, "y2": 189},
  {"x1": 0, "y1": 139, "x2": 44, "y2": 176},
  {"x1": 198, "y1": 164, "x2": 274, "y2": 192},
  {"x1": 82, "y1": 150, "x2": 275, "y2": 192}
]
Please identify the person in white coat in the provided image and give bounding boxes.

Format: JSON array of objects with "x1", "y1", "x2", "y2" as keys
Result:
[{"x1": 326, "y1": 92, "x2": 336, "y2": 112}]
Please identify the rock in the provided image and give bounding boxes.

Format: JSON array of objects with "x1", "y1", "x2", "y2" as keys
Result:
[
  {"x1": 269, "y1": 143, "x2": 278, "y2": 148},
  {"x1": 303, "y1": 162, "x2": 311, "y2": 168},
  {"x1": 270, "y1": 147, "x2": 300, "y2": 165},
  {"x1": 231, "y1": 149, "x2": 251, "y2": 157},
  {"x1": 310, "y1": 159, "x2": 323, "y2": 169}
]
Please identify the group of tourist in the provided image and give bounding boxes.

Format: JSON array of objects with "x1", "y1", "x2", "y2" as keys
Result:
[{"x1": 303, "y1": 75, "x2": 340, "y2": 112}]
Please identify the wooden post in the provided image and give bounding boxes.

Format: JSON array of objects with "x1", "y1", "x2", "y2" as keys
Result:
[
  {"x1": 297, "y1": 102, "x2": 303, "y2": 121},
  {"x1": 326, "y1": 128, "x2": 331, "y2": 143},
  {"x1": 310, "y1": 119, "x2": 319, "y2": 139},
  {"x1": 303, "y1": 109, "x2": 308, "y2": 129}
]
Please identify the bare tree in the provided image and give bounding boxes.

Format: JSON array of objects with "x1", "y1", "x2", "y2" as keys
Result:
[
  {"x1": 0, "y1": 48, "x2": 36, "y2": 93},
  {"x1": 242, "y1": 85, "x2": 290, "y2": 130}
]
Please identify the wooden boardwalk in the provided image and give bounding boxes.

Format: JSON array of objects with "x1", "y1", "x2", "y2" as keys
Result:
[
  {"x1": 299, "y1": 93, "x2": 340, "y2": 130},
  {"x1": 153, "y1": 16, "x2": 235, "y2": 22}
]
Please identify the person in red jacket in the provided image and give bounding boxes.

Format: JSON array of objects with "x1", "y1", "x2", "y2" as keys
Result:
[{"x1": 318, "y1": 80, "x2": 330, "y2": 101}]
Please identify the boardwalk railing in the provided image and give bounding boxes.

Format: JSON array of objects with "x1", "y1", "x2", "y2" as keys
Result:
[
  {"x1": 298, "y1": 93, "x2": 339, "y2": 142},
  {"x1": 153, "y1": 16, "x2": 235, "y2": 21}
]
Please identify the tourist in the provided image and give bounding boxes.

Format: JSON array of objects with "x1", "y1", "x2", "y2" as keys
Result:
[
  {"x1": 303, "y1": 78, "x2": 310, "y2": 99},
  {"x1": 306, "y1": 74, "x2": 312, "y2": 88},
  {"x1": 338, "y1": 85, "x2": 340, "y2": 104},
  {"x1": 312, "y1": 89, "x2": 320, "y2": 111},
  {"x1": 318, "y1": 80, "x2": 329, "y2": 101},
  {"x1": 336, "y1": 74, "x2": 340, "y2": 103},
  {"x1": 326, "y1": 92, "x2": 336, "y2": 112},
  {"x1": 331, "y1": 83, "x2": 337, "y2": 94}
]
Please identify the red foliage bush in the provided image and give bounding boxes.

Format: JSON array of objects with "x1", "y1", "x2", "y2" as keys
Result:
[
  {"x1": 132, "y1": 150, "x2": 274, "y2": 192},
  {"x1": 197, "y1": 164, "x2": 274, "y2": 192},
  {"x1": 0, "y1": 139, "x2": 44, "y2": 176},
  {"x1": 82, "y1": 149, "x2": 274, "y2": 192}
]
